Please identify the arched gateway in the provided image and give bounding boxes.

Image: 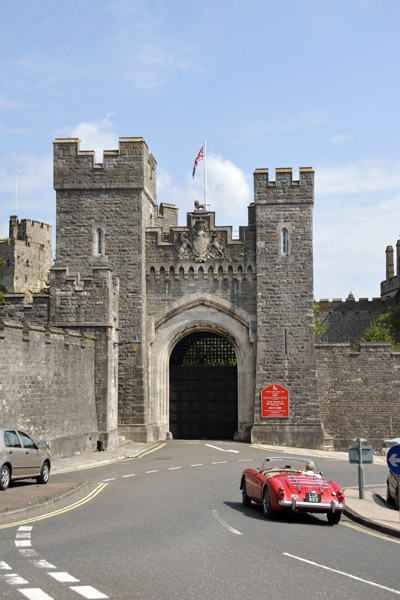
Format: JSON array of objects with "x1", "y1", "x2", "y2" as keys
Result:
[{"x1": 169, "y1": 332, "x2": 238, "y2": 439}]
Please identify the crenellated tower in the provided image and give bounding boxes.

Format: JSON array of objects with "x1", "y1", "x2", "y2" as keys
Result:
[
  {"x1": 54, "y1": 137, "x2": 158, "y2": 441},
  {"x1": 251, "y1": 167, "x2": 324, "y2": 448}
]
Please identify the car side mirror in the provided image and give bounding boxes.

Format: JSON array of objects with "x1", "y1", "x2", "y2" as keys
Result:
[{"x1": 38, "y1": 443, "x2": 45, "y2": 449}]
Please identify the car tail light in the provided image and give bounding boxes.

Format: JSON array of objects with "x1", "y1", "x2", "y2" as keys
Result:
[
  {"x1": 336, "y1": 489, "x2": 344, "y2": 503},
  {"x1": 278, "y1": 486, "x2": 285, "y2": 500}
]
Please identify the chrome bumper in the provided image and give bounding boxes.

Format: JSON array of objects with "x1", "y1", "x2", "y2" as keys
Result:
[{"x1": 279, "y1": 499, "x2": 345, "y2": 512}]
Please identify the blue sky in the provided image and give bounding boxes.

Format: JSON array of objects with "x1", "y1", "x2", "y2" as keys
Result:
[{"x1": 1, "y1": 0, "x2": 399, "y2": 300}]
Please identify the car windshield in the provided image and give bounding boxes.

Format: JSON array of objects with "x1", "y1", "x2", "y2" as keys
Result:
[{"x1": 261, "y1": 457, "x2": 319, "y2": 473}]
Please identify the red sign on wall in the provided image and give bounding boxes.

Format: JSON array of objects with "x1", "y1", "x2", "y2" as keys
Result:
[{"x1": 261, "y1": 384, "x2": 289, "y2": 418}]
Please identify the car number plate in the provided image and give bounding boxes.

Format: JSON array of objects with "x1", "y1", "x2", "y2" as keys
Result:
[{"x1": 305, "y1": 492, "x2": 321, "y2": 503}]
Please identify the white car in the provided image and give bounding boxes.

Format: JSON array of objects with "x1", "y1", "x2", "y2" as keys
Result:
[{"x1": 0, "y1": 428, "x2": 51, "y2": 490}]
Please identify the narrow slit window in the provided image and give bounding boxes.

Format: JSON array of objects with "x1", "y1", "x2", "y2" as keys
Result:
[
  {"x1": 97, "y1": 228, "x2": 103, "y2": 256},
  {"x1": 282, "y1": 228, "x2": 289, "y2": 256}
]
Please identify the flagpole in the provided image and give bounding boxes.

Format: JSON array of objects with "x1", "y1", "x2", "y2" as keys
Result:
[{"x1": 203, "y1": 139, "x2": 207, "y2": 206}]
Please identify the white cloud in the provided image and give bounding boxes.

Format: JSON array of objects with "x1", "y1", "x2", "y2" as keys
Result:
[
  {"x1": 330, "y1": 133, "x2": 352, "y2": 144},
  {"x1": 0, "y1": 95, "x2": 30, "y2": 109},
  {"x1": 157, "y1": 154, "x2": 252, "y2": 227},
  {"x1": 316, "y1": 158, "x2": 400, "y2": 196},
  {"x1": 314, "y1": 158, "x2": 400, "y2": 300},
  {"x1": 69, "y1": 114, "x2": 119, "y2": 163}
]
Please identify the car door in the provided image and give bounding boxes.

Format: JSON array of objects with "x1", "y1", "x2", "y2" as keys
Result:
[
  {"x1": 17, "y1": 431, "x2": 42, "y2": 476},
  {"x1": 3, "y1": 430, "x2": 26, "y2": 476}
]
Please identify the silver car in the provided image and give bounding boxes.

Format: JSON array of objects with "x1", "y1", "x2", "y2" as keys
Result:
[{"x1": 0, "y1": 428, "x2": 51, "y2": 490}]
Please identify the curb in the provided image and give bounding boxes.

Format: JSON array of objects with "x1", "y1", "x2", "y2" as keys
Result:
[
  {"x1": 0, "y1": 481, "x2": 91, "y2": 524},
  {"x1": 344, "y1": 502, "x2": 400, "y2": 540}
]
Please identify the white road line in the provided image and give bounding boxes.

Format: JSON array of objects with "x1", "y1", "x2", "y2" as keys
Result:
[
  {"x1": 49, "y1": 571, "x2": 80, "y2": 583},
  {"x1": 212, "y1": 461, "x2": 227, "y2": 464},
  {"x1": 145, "y1": 470, "x2": 158, "y2": 473},
  {"x1": 190, "y1": 463, "x2": 204, "y2": 467},
  {"x1": 19, "y1": 549, "x2": 38, "y2": 557},
  {"x1": 70, "y1": 585, "x2": 108, "y2": 598},
  {"x1": 4, "y1": 573, "x2": 29, "y2": 585},
  {"x1": 15, "y1": 540, "x2": 31, "y2": 547},
  {"x1": 212, "y1": 510, "x2": 242, "y2": 535},
  {"x1": 283, "y1": 553, "x2": 400, "y2": 596},
  {"x1": 122, "y1": 473, "x2": 136, "y2": 478},
  {"x1": 17, "y1": 532, "x2": 32, "y2": 539},
  {"x1": 0, "y1": 562, "x2": 12, "y2": 569},
  {"x1": 19, "y1": 589, "x2": 54, "y2": 600},
  {"x1": 168, "y1": 467, "x2": 182, "y2": 470},
  {"x1": 32, "y1": 560, "x2": 56, "y2": 569},
  {"x1": 102, "y1": 478, "x2": 116, "y2": 482},
  {"x1": 205, "y1": 444, "x2": 239, "y2": 453},
  {"x1": 18, "y1": 526, "x2": 33, "y2": 531},
  {"x1": 238, "y1": 459, "x2": 253, "y2": 462}
]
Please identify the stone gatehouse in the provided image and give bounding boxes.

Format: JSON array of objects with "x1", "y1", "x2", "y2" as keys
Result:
[{"x1": 51, "y1": 137, "x2": 323, "y2": 449}]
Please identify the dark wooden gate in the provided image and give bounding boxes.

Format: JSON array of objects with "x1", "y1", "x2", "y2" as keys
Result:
[{"x1": 169, "y1": 332, "x2": 238, "y2": 440}]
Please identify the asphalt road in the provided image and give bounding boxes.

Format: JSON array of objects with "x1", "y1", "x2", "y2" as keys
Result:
[{"x1": 0, "y1": 441, "x2": 398, "y2": 600}]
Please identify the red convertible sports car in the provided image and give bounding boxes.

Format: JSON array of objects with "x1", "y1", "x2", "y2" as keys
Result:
[{"x1": 240, "y1": 456, "x2": 345, "y2": 525}]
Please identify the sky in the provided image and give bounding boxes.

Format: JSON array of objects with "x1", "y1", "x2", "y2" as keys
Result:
[{"x1": 1, "y1": 0, "x2": 399, "y2": 301}]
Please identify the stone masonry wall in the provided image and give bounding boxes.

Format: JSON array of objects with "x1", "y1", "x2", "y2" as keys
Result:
[
  {"x1": 316, "y1": 342, "x2": 400, "y2": 450},
  {"x1": 0, "y1": 319, "x2": 99, "y2": 458},
  {"x1": 316, "y1": 297, "x2": 394, "y2": 344}
]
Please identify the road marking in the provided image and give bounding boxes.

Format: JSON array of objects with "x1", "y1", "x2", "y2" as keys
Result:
[
  {"x1": 168, "y1": 467, "x2": 182, "y2": 470},
  {"x1": 49, "y1": 571, "x2": 79, "y2": 583},
  {"x1": 205, "y1": 444, "x2": 239, "y2": 453},
  {"x1": 190, "y1": 463, "x2": 204, "y2": 467},
  {"x1": 135, "y1": 443, "x2": 166, "y2": 459},
  {"x1": 18, "y1": 526, "x2": 33, "y2": 531},
  {"x1": 145, "y1": 470, "x2": 158, "y2": 474},
  {"x1": 0, "y1": 483, "x2": 108, "y2": 530},
  {"x1": 32, "y1": 560, "x2": 56, "y2": 569},
  {"x1": 212, "y1": 461, "x2": 227, "y2": 464},
  {"x1": 212, "y1": 510, "x2": 242, "y2": 535},
  {"x1": 283, "y1": 552, "x2": 400, "y2": 595},
  {"x1": 122, "y1": 473, "x2": 136, "y2": 478},
  {"x1": 15, "y1": 540, "x2": 31, "y2": 547},
  {"x1": 70, "y1": 585, "x2": 108, "y2": 598},
  {"x1": 19, "y1": 550, "x2": 38, "y2": 557},
  {"x1": 19, "y1": 590, "x2": 54, "y2": 600},
  {"x1": 0, "y1": 562, "x2": 12, "y2": 569},
  {"x1": 342, "y1": 521, "x2": 400, "y2": 544},
  {"x1": 4, "y1": 573, "x2": 29, "y2": 585},
  {"x1": 102, "y1": 478, "x2": 116, "y2": 482}
]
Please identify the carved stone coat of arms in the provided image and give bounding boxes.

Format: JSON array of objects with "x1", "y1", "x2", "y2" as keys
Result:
[{"x1": 177, "y1": 220, "x2": 225, "y2": 262}]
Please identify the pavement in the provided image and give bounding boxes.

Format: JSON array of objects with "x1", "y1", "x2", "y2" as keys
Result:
[{"x1": 1, "y1": 440, "x2": 399, "y2": 538}]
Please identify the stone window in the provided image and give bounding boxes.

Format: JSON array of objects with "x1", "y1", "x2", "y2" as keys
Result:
[
  {"x1": 97, "y1": 229, "x2": 102, "y2": 255},
  {"x1": 282, "y1": 228, "x2": 289, "y2": 256}
]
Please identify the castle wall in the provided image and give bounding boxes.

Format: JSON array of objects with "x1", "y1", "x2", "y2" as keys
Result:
[
  {"x1": 0, "y1": 293, "x2": 50, "y2": 324},
  {"x1": 0, "y1": 319, "x2": 99, "y2": 458},
  {"x1": 316, "y1": 342, "x2": 400, "y2": 450},
  {"x1": 316, "y1": 297, "x2": 394, "y2": 344}
]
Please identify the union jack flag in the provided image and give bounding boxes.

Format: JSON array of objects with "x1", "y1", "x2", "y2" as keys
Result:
[{"x1": 192, "y1": 145, "x2": 204, "y2": 179}]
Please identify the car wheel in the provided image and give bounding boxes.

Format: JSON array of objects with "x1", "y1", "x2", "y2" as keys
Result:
[
  {"x1": 327, "y1": 511, "x2": 341, "y2": 525},
  {"x1": 241, "y1": 479, "x2": 251, "y2": 507},
  {"x1": 386, "y1": 482, "x2": 395, "y2": 506},
  {"x1": 262, "y1": 487, "x2": 274, "y2": 519},
  {"x1": 0, "y1": 465, "x2": 11, "y2": 491},
  {"x1": 36, "y1": 462, "x2": 50, "y2": 485}
]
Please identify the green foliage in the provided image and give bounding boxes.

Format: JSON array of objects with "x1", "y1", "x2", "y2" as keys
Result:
[
  {"x1": 313, "y1": 303, "x2": 326, "y2": 341},
  {"x1": 352, "y1": 318, "x2": 400, "y2": 351},
  {"x1": 377, "y1": 305, "x2": 400, "y2": 336}
]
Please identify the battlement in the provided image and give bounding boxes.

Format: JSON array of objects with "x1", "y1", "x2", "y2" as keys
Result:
[
  {"x1": 8, "y1": 215, "x2": 52, "y2": 243},
  {"x1": 53, "y1": 137, "x2": 157, "y2": 198},
  {"x1": 253, "y1": 167, "x2": 314, "y2": 204}
]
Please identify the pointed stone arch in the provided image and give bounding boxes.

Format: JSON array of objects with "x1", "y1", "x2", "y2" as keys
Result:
[{"x1": 147, "y1": 293, "x2": 255, "y2": 441}]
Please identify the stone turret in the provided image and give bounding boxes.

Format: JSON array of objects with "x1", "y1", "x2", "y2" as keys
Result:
[{"x1": 251, "y1": 167, "x2": 324, "y2": 448}]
